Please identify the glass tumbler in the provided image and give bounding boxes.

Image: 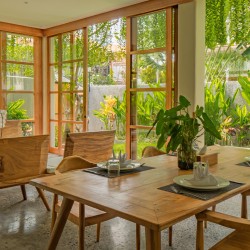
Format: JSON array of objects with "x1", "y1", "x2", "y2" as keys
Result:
[{"x1": 107, "y1": 159, "x2": 120, "y2": 178}]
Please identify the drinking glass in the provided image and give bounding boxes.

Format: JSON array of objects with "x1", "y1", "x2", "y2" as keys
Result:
[{"x1": 107, "y1": 159, "x2": 120, "y2": 178}]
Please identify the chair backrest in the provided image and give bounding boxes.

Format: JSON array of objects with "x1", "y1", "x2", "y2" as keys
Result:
[
  {"x1": 55, "y1": 156, "x2": 95, "y2": 174},
  {"x1": 0, "y1": 135, "x2": 49, "y2": 181},
  {"x1": 63, "y1": 130, "x2": 115, "y2": 163},
  {"x1": 142, "y1": 146, "x2": 165, "y2": 158},
  {"x1": 1, "y1": 120, "x2": 22, "y2": 138}
]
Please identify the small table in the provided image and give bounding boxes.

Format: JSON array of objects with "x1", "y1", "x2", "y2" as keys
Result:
[{"x1": 30, "y1": 146, "x2": 250, "y2": 250}]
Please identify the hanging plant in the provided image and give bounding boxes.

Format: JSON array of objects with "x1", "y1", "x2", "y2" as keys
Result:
[{"x1": 206, "y1": 0, "x2": 250, "y2": 48}]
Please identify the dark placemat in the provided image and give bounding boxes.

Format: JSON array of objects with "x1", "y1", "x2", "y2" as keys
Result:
[
  {"x1": 158, "y1": 181, "x2": 245, "y2": 200},
  {"x1": 83, "y1": 165, "x2": 154, "y2": 178},
  {"x1": 236, "y1": 162, "x2": 250, "y2": 167}
]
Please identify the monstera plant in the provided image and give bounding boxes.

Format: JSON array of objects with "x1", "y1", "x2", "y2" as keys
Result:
[{"x1": 148, "y1": 95, "x2": 222, "y2": 169}]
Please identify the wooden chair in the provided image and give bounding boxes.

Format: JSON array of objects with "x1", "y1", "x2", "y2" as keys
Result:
[
  {"x1": 1, "y1": 120, "x2": 22, "y2": 138},
  {"x1": 60, "y1": 130, "x2": 142, "y2": 249},
  {"x1": 0, "y1": 135, "x2": 50, "y2": 211},
  {"x1": 141, "y1": 146, "x2": 166, "y2": 158},
  {"x1": 63, "y1": 130, "x2": 116, "y2": 163},
  {"x1": 196, "y1": 210, "x2": 250, "y2": 250},
  {"x1": 51, "y1": 155, "x2": 116, "y2": 248}
]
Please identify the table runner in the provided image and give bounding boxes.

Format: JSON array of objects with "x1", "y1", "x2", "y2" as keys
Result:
[
  {"x1": 158, "y1": 181, "x2": 245, "y2": 200},
  {"x1": 83, "y1": 165, "x2": 154, "y2": 178}
]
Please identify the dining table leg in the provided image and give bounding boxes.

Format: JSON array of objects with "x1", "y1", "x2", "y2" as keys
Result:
[
  {"x1": 47, "y1": 197, "x2": 74, "y2": 250},
  {"x1": 145, "y1": 227, "x2": 161, "y2": 250}
]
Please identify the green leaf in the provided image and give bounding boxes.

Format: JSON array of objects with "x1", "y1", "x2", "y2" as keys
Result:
[
  {"x1": 195, "y1": 106, "x2": 204, "y2": 117},
  {"x1": 242, "y1": 46, "x2": 250, "y2": 60},
  {"x1": 202, "y1": 112, "x2": 221, "y2": 139},
  {"x1": 157, "y1": 133, "x2": 167, "y2": 149},
  {"x1": 179, "y1": 95, "x2": 191, "y2": 107}
]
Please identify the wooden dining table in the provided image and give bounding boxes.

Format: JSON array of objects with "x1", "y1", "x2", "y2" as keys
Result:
[{"x1": 30, "y1": 146, "x2": 250, "y2": 250}]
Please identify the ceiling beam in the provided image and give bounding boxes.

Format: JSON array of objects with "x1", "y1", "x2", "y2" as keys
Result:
[{"x1": 0, "y1": 22, "x2": 43, "y2": 37}]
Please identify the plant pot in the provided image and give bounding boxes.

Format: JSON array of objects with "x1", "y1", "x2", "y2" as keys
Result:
[{"x1": 177, "y1": 144, "x2": 196, "y2": 170}]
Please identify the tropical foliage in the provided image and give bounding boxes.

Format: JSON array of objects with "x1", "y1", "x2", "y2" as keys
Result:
[
  {"x1": 205, "y1": 0, "x2": 250, "y2": 147},
  {"x1": 7, "y1": 99, "x2": 28, "y2": 120}
]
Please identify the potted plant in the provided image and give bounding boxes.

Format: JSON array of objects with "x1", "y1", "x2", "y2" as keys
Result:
[
  {"x1": 148, "y1": 95, "x2": 222, "y2": 169},
  {"x1": 6, "y1": 99, "x2": 30, "y2": 137}
]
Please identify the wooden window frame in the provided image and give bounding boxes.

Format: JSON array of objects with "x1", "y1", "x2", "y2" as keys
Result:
[
  {"x1": 0, "y1": 31, "x2": 43, "y2": 135},
  {"x1": 125, "y1": 7, "x2": 177, "y2": 159},
  {"x1": 47, "y1": 4, "x2": 179, "y2": 155},
  {"x1": 48, "y1": 30, "x2": 86, "y2": 154}
]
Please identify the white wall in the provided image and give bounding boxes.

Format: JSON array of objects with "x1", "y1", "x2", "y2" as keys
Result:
[
  {"x1": 178, "y1": 0, "x2": 205, "y2": 145},
  {"x1": 178, "y1": 0, "x2": 206, "y2": 110},
  {"x1": 194, "y1": 0, "x2": 205, "y2": 107}
]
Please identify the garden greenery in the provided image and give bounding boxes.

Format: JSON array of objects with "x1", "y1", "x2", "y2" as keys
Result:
[{"x1": 205, "y1": 0, "x2": 250, "y2": 147}]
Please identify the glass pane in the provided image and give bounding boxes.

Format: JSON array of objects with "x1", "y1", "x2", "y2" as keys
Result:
[
  {"x1": 5, "y1": 33, "x2": 34, "y2": 62},
  {"x1": 74, "y1": 123, "x2": 84, "y2": 133},
  {"x1": 62, "y1": 92, "x2": 83, "y2": 121},
  {"x1": 113, "y1": 139, "x2": 126, "y2": 156},
  {"x1": 131, "y1": 91, "x2": 165, "y2": 126},
  {"x1": 88, "y1": 18, "x2": 126, "y2": 85},
  {"x1": 132, "y1": 11, "x2": 166, "y2": 51},
  {"x1": 73, "y1": 29, "x2": 84, "y2": 60},
  {"x1": 61, "y1": 123, "x2": 84, "y2": 148},
  {"x1": 89, "y1": 90, "x2": 126, "y2": 134},
  {"x1": 88, "y1": 18, "x2": 126, "y2": 143},
  {"x1": 50, "y1": 93, "x2": 58, "y2": 120},
  {"x1": 5, "y1": 63, "x2": 34, "y2": 91},
  {"x1": 131, "y1": 129, "x2": 159, "y2": 159},
  {"x1": 62, "y1": 62, "x2": 83, "y2": 91},
  {"x1": 50, "y1": 121, "x2": 58, "y2": 147},
  {"x1": 61, "y1": 122, "x2": 84, "y2": 145},
  {"x1": 62, "y1": 33, "x2": 71, "y2": 61},
  {"x1": 22, "y1": 121, "x2": 34, "y2": 136},
  {"x1": 131, "y1": 52, "x2": 166, "y2": 88},
  {"x1": 7, "y1": 93, "x2": 34, "y2": 119},
  {"x1": 50, "y1": 65, "x2": 59, "y2": 91},
  {"x1": 50, "y1": 36, "x2": 59, "y2": 63}
]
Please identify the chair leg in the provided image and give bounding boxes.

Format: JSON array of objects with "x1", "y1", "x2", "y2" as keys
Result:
[
  {"x1": 241, "y1": 193, "x2": 248, "y2": 219},
  {"x1": 136, "y1": 224, "x2": 140, "y2": 250},
  {"x1": 79, "y1": 203, "x2": 85, "y2": 250},
  {"x1": 96, "y1": 223, "x2": 101, "y2": 242},
  {"x1": 168, "y1": 226, "x2": 173, "y2": 246},
  {"x1": 35, "y1": 187, "x2": 50, "y2": 211},
  {"x1": 20, "y1": 185, "x2": 27, "y2": 200},
  {"x1": 51, "y1": 194, "x2": 58, "y2": 232}
]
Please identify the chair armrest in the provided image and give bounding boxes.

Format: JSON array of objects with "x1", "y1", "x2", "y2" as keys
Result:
[
  {"x1": 196, "y1": 210, "x2": 250, "y2": 231},
  {"x1": 55, "y1": 155, "x2": 96, "y2": 174}
]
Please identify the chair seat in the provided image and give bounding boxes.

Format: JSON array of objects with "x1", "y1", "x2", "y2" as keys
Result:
[
  {"x1": 210, "y1": 230, "x2": 250, "y2": 250},
  {"x1": 55, "y1": 201, "x2": 115, "y2": 226},
  {"x1": 0, "y1": 173, "x2": 52, "y2": 189}
]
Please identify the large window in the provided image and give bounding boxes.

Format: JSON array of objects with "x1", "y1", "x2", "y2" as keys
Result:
[
  {"x1": 127, "y1": 9, "x2": 177, "y2": 159},
  {"x1": 88, "y1": 18, "x2": 127, "y2": 154},
  {"x1": 48, "y1": 7, "x2": 177, "y2": 157},
  {"x1": 49, "y1": 30, "x2": 86, "y2": 154},
  {"x1": 0, "y1": 32, "x2": 42, "y2": 135}
]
